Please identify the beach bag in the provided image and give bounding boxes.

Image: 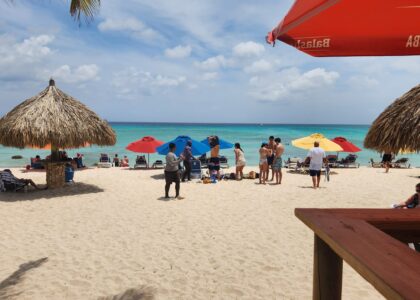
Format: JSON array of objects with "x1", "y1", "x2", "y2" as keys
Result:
[{"x1": 203, "y1": 178, "x2": 212, "y2": 184}]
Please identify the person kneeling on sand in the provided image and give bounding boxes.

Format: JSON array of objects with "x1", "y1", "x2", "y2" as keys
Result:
[
  {"x1": 0, "y1": 169, "x2": 45, "y2": 191},
  {"x1": 164, "y1": 143, "x2": 185, "y2": 200}
]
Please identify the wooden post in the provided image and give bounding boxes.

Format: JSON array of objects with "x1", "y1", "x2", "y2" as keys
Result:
[{"x1": 313, "y1": 235, "x2": 343, "y2": 300}]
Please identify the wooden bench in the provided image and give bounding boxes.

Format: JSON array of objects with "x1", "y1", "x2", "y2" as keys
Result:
[{"x1": 295, "y1": 209, "x2": 420, "y2": 300}]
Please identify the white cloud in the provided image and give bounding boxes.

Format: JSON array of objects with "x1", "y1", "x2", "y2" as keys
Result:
[
  {"x1": 233, "y1": 41, "x2": 265, "y2": 57},
  {"x1": 51, "y1": 64, "x2": 99, "y2": 83},
  {"x1": 348, "y1": 75, "x2": 380, "y2": 88},
  {"x1": 201, "y1": 72, "x2": 218, "y2": 80},
  {"x1": 288, "y1": 68, "x2": 339, "y2": 91},
  {"x1": 0, "y1": 34, "x2": 54, "y2": 67},
  {"x1": 244, "y1": 59, "x2": 271, "y2": 74},
  {"x1": 0, "y1": 34, "x2": 56, "y2": 82},
  {"x1": 98, "y1": 18, "x2": 163, "y2": 42},
  {"x1": 16, "y1": 35, "x2": 54, "y2": 58},
  {"x1": 195, "y1": 55, "x2": 232, "y2": 70},
  {"x1": 389, "y1": 57, "x2": 420, "y2": 74},
  {"x1": 164, "y1": 45, "x2": 192, "y2": 59},
  {"x1": 250, "y1": 67, "x2": 340, "y2": 102},
  {"x1": 112, "y1": 67, "x2": 187, "y2": 96}
]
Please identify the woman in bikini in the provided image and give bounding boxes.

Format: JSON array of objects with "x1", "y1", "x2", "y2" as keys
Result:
[
  {"x1": 259, "y1": 143, "x2": 269, "y2": 184},
  {"x1": 234, "y1": 143, "x2": 246, "y2": 180}
]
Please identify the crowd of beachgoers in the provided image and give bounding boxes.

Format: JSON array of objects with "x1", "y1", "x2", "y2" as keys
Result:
[{"x1": 2, "y1": 135, "x2": 418, "y2": 209}]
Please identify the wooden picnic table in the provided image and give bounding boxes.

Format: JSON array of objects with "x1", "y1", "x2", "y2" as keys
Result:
[{"x1": 295, "y1": 209, "x2": 420, "y2": 300}]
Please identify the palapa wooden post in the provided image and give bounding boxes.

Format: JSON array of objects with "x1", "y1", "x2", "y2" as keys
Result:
[
  {"x1": 313, "y1": 235, "x2": 343, "y2": 300},
  {"x1": 46, "y1": 144, "x2": 65, "y2": 188}
]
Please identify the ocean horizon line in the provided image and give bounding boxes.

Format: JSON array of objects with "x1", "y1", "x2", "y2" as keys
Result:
[{"x1": 107, "y1": 121, "x2": 371, "y2": 127}]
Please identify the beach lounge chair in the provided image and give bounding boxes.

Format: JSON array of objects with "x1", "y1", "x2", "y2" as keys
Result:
[
  {"x1": 30, "y1": 158, "x2": 44, "y2": 169},
  {"x1": 370, "y1": 158, "x2": 383, "y2": 168},
  {"x1": 326, "y1": 155, "x2": 339, "y2": 168},
  {"x1": 338, "y1": 154, "x2": 359, "y2": 168},
  {"x1": 191, "y1": 160, "x2": 202, "y2": 179},
  {"x1": 286, "y1": 157, "x2": 302, "y2": 169},
  {"x1": 286, "y1": 158, "x2": 309, "y2": 174},
  {"x1": 134, "y1": 155, "x2": 148, "y2": 169},
  {"x1": 0, "y1": 171, "x2": 27, "y2": 192},
  {"x1": 152, "y1": 160, "x2": 165, "y2": 169},
  {"x1": 98, "y1": 154, "x2": 112, "y2": 168},
  {"x1": 219, "y1": 156, "x2": 229, "y2": 168},
  {"x1": 392, "y1": 158, "x2": 411, "y2": 169}
]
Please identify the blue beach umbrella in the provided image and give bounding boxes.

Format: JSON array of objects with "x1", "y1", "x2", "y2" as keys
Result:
[
  {"x1": 200, "y1": 137, "x2": 234, "y2": 150},
  {"x1": 157, "y1": 136, "x2": 210, "y2": 156}
]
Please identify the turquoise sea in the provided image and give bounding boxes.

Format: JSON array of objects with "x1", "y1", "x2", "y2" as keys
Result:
[{"x1": 0, "y1": 123, "x2": 419, "y2": 168}]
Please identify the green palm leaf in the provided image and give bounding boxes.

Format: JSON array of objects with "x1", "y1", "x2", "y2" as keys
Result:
[
  {"x1": 4, "y1": 0, "x2": 101, "y2": 23},
  {"x1": 70, "y1": 0, "x2": 101, "y2": 23}
]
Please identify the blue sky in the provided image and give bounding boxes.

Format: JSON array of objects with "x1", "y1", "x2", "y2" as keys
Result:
[{"x1": 0, "y1": 0, "x2": 419, "y2": 124}]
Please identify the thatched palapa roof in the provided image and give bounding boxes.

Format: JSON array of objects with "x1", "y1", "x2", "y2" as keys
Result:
[
  {"x1": 0, "y1": 79, "x2": 116, "y2": 149},
  {"x1": 364, "y1": 84, "x2": 420, "y2": 153}
]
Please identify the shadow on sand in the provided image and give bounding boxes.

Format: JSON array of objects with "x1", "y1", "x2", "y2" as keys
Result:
[
  {"x1": 0, "y1": 257, "x2": 48, "y2": 299},
  {"x1": 98, "y1": 285, "x2": 155, "y2": 300},
  {"x1": 0, "y1": 182, "x2": 104, "y2": 202},
  {"x1": 150, "y1": 173, "x2": 165, "y2": 180}
]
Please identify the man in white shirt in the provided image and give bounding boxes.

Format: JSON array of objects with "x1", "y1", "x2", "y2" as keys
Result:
[{"x1": 306, "y1": 141, "x2": 326, "y2": 189}]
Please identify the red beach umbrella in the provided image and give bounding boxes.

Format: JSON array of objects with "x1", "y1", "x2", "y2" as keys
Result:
[
  {"x1": 126, "y1": 136, "x2": 163, "y2": 153},
  {"x1": 126, "y1": 136, "x2": 164, "y2": 166},
  {"x1": 332, "y1": 137, "x2": 361, "y2": 153},
  {"x1": 267, "y1": 0, "x2": 420, "y2": 57}
]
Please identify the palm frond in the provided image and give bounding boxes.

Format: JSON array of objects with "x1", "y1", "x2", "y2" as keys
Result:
[{"x1": 69, "y1": 0, "x2": 101, "y2": 23}]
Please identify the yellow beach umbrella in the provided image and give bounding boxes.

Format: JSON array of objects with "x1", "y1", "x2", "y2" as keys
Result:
[
  {"x1": 398, "y1": 148, "x2": 416, "y2": 155},
  {"x1": 292, "y1": 133, "x2": 343, "y2": 151}
]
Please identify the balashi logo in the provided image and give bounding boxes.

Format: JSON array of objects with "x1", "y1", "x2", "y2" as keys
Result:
[
  {"x1": 406, "y1": 35, "x2": 420, "y2": 48},
  {"x1": 295, "y1": 38, "x2": 331, "y2": 49}
]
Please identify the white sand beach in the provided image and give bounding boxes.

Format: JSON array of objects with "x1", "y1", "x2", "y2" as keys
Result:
[{"x1": 0, "y1": 166, "x2": 419, "y2": 299}]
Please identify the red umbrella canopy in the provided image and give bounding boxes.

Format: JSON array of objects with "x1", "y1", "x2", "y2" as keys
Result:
[
  {"x1": 267, "y1": 0, "x2": 420, "y2": 57},
  {"x1": 332, "y1": 137, "x2": 361, "y2": 153},
  {"x1": 126, "y1": 136, "x2": 164, "y2": 153}
]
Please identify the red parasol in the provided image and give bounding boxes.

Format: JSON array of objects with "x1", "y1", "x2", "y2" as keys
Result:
[
  {"x1": 267, "y1": 0, "x2": 420, "y2": 57},
  {"x1": 332, "y1": 137, "x2": 361, "y2": 152},
  {"x1": 126, "y1": 136, "x2": 163, "y2": 153}
]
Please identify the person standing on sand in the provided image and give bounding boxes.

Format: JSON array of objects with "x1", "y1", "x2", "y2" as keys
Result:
[
  {"x1": 164, "y1": 143, "x2": 184, "y2": 199},
  {"x1": 259, "y1": 143, "x2": 269, "y2": 185},
  {"x1": 234, "y1": 143, "x2": 246, "y2": 180},
  {"x1": 266, "y1": 136, "x2": 276, "y2": 181},
  {"x1": 181, "y1": 140, "x2": 193, "y2": 182},
  {"x1": 272, "y1": 138, "x2": 284, "y2": 185},
  {"x1": 208, "y1": 136, "x2": 221, "y2": 179},
  {"x1": 382, "y1": 152, "x2": 393, "y2": 173},
  {"x1": 306, "y1": 141, "x2": 327, "y2": 189}
]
